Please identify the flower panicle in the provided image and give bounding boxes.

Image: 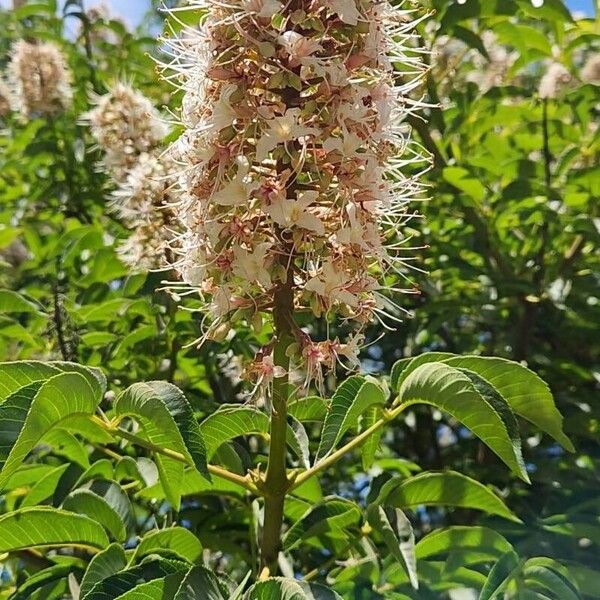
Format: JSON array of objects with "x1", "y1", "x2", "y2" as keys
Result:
[
  {"x1": 160, "y1": 0, "x2": 431, "y2": 391},
  {"x1": 82, "y1": 82, "x2": 168, "y2": 180},
  {"x1": 83, "y1": 82, "x2": 175, "y2": 271},
  {"x1": 0, "y1": 78, "x2": 12, "y2": 118},
  {"x1": 7, "y1": 40, "x2": 72, "y2": 119}
]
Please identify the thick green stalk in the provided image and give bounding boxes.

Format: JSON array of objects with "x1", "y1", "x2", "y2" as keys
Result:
[{"x1": 261, "y1": 275, "x2": 295, "y2": 572}]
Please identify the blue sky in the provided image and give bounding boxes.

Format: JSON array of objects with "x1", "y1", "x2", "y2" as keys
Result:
[
  {"x1": 0, "y1": 0, "x2": 595, "y2": 26},
  {"x1": 88, "y1": 0, "x2": 597, "y2": 24}
]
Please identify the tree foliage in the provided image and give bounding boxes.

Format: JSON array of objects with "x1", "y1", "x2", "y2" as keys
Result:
[{"x1": 0, "y1": 1, "x2": 598, "y2": 599}]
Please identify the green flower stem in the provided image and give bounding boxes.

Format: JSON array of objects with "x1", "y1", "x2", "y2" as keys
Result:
[
  {"x1": 89, "y1": 415, "x2": 259, "y2": 494},
  {"x1": 290, "y1": 403, "x2": 408, "y2": 491}
]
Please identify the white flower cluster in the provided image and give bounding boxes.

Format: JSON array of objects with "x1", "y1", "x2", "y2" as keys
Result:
[
  {"x1": 162, "y1": 0, "x2": 429, "y2": 388},
  {"x1": 0, "y1": 79, "x2": 11, "y2": 118},
  {"x1": 539, "y1": 62, "x2": 572, "y2": 99},
  {"x1": 83, "y1": 84, "x2": 173, "y2": 270},
  {"x1": 581, "y1": 54, "x2": 600, "y2": 84},
  {"x1": 85, "y1": 83, "x2": 168, "y2": 179},
  {"x1": 7, "y1": 40, "x2": 72, "y2": 119}
]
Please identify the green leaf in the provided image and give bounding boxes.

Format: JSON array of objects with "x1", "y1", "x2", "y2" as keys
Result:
[
  {"x1": 173, "y1": 565, "x2": 229, "y2": 600},
  {"x1": 479, "y1": 550, "x2": 520, "y2": 600},
  {"x1": 113, "y1": 381, "x2": 209, "y2": 509},
  {"x1": 199, "y1": 405, "x2": 307, "y2": 465},
  {"x1": 133, "y1": 527, "x2": 203, "y2": 564},
  {"x1": 0, "y1": 507, "x2": 109, "y2": 552},
  {"x1": 0, "y1": 372, "x2": 100, "y2": 490},
  {"x1": 390, "y1": 353, "x2": 455, "y2": 391},
  {"x1": 21, "y1": 463, "x2": 70, "y2": 507},
  {"x1": 42, "y1": 428, "x2": 91, "y2": 468},
  {"x1": 367, "y1": 504, "x2": 418, "y2": 589},
  {"x1": 11, "y1": 565, "x2": 81, "y2": 600},
  {"x1": 113, "y1": 573, "x2": 187, "y2": 600},
  {"x1": 397, "y1": 362, "x2": 529, "y2": 481},
  {"x1": 200, "y1": 406, "x2": 270, "y2": 460},
  {"x1": 243, "y1": 579, "x2": 343, "y2": 600},
  {"x1": 80, "y1": 543, "x2": 127, "y2": 598},
  {"x1": 82, "y1": 558, "x2": 187, "y2": 600},
  {"x1": 442, "y1": 356, "x2": 574, "y2": 451},
  {"x1": 361, "y1": 406, "x2": 384, "y2": 471},
  {"x1": 379, "y1": 471, "x2": 518, "y2": 522},
  {"x1": 568, "y1": 565, "x2": 600, "y2": 598},
  {"x1": 415, "y1": 526, "x2": 513, "y2": 560},
  {"x1": 443, "y1": 167, "x2": 486, "y2": 203},
  {"x1": 288, "y1": 396, "x2": 328, "y2": 422},
  {"x1": 282, "y1": 497, "x2": 362, "y2": 551},
  {"x1": 522, "y1": 558, "x2": 581, "y2": 600},
  {"x1": 316, "y1": 376, "x2": 386, "y2": 462},
  {"x1": 62, "y1": 480, "x2": 133, "y2": 542},
  {"x1": 0, "y1": 289, "x2": 45, "y2": 315},
  {"x1": 0, "y1": 361, "x2": 105, "y2": 404}
]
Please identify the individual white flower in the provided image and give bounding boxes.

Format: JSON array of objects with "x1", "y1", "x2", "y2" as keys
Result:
[
  {"x1": 278, "y1": 32, "x2": 323, "y2": 62},
  {"x1": 211, "y1": 157, "x2": 257, "y2": 206},
  {"x1": 242, "y1": 0, "x2": 282, "y2": 18},
  {"x1": 232, "y1": 242, "x2": 273, "y2": 290},
  {"x1": 255, "y1": 109, "x2": 318, "y2": 162},
  {"x1": 266, "y1": 191, "x2": 325, "y2": 234},
  {"x1": 305, "y1": 260, "x2": 360, "y2": 309},
  {"x1": 329, "y1": 0, "x2": 362, "y2": 26},
  {"x1": 210, "y1": 84, "x2": 238, "y2": 131}
]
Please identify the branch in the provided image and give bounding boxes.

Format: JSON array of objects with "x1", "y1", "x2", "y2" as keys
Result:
[
  {"x1": 90, "y1": 416, "x2": 259, "y2": 494},
  {"x1": 291, "y1": 403, "x2": 408, "y2": 491}
]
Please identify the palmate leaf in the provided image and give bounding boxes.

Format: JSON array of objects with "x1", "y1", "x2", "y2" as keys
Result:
[
  {"x1": 361, "y1": 406, "x2": 384, "y2": 471},
  {"x1": 20, "y1": 463, "x2": 70, "y2": 507},
  {"x1": 522, "y1": 558, "x2": 582, "y2": 600},
  {"x1": 0, "y1": 289, "x2": 45, "y2": 315},
  {"x1": 0, "y1": 361, "x2": 106, "y2": 403},
  {"x1": 111, "y1": 573, "x2": 187, "y2": 600},
  {"x1": 132, "y1": 527, "x2": 203, "y2": 564},
  {"x1": 62, "y1": 480, "x2": 133, "y2": 542},
  {"x1": 199, "y1": 404, "x2": 309, "y2": 467},
  {"x1": 81, "y1": 558, "x2": 188, "y2": 600},
  {"x1": 10, "y1": 564, "x2": 83, "y2": 600},
  {"x1": 442, "y1": 356, "x2": 574, "y2": 451},
  {"x1": 0, "y1": 507, "x2": 109, "y2": 552},
  {"x1": 80, "y1": 543, "x2": 127, "y2": 599},
  {"x1": 415, "y1": 526, "x2": 513, "y2": 561},
  {"x1": 316, "y1": 376, "x2": 386, "y2": 463},
  {"x1": 282, "y1": 497, "x2": 362, "y2": 551},
  {"x1": 390, "y1": 352, "x2": 455, "y2": 390},
  {"x1": 396, "y1": 361, "x2": 529, "y2": 481},
  {"x1": 288, "y1": 396, "x2": 328, "y2": 422},
  {"x1": 0, "y1": 371, "x2": 101, "y2": 490},
  {"x1": 173, "y1": 565, "x2": 231, "y2": 600},
  {"x1": 377, "y1": 471, "x2": 518, "y2": 522},
  {"x1": 113, "y1": 381, "x2": 209, "y2": 510},
  {"x1": 243, "y1": 578, "x2": 343, "y2": 600},
  {"x1": 367, "y1": 504, "x2": 418, "y2": 590},
  {"x1": 391, "y1": 353, "x2": 573, "y2": 451}
]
